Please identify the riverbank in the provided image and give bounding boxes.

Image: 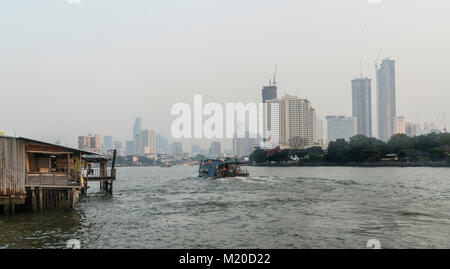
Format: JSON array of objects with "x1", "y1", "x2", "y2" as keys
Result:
[{"x1": 248, "y1": 161, "x2": 450, "y2": 168}]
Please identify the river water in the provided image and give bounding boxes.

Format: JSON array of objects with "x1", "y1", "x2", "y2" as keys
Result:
[{"x1": 1, "y1": 166, "x2": 449, "y2": 249}]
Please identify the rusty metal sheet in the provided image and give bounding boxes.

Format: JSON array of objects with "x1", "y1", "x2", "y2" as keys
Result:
[{"x1": 0, "y1": 137, "x2": 26, "y2": 196}]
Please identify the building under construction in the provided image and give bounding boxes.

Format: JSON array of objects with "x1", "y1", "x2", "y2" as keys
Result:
[{"x1": 0, "y1": 136, "x2": 116, "y2": 215}]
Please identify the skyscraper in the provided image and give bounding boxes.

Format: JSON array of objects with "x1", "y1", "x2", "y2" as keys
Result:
[
  {"x1": 262, "y1": 85, "x2": 277, "y2": 103},
  {"x1": 208, "y1": 141, "x2": 222, "y2": 158},
  {"x1": 140, "y1": 129, "x2": 156, "y2": 155},
  {"x1": 114, "y1": 141, "x2": 123, "y2": 156},
  {"x1": 132, "y1": 117, "x2": 142, "y2": 155},
  {"x1": 103, "y1": 135, "x2": 113, "y2": 152},
  {"x1": 352, "y1": 77, "x2": 372, "y2": 137},
  {"x1": 125, "y1": 140, "x2": 134, "y2": 156},
  {"x1": 156, "y1": 133, "x2": 169, "y2": 154},
  {"x1": 262, "y1": 81, "x2": 277, "y2": 145},
  {"x1": 133, "y1": 117, "x2": 142, "y2": 139},
  {"x1": 377, "y1": 58, "x2": 396, "y2": 141},
  {"x1": 262, "y1": 66, "x2": 278, "y2": 103},
  {"x1": 265, "y1": 99, "x2": 281, "y2": 148}
]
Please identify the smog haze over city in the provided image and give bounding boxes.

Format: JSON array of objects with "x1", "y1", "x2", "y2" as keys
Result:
[{"x1": 1, "y1": 0, "x2": 449, "y2": 150}]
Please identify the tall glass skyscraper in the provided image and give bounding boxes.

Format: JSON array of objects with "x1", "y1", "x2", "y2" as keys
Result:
[
  {"x1": 262, "y1": 85, "x2": 277, "y2": 103},
  {"x1": 377, "y1": 59, "x2": 396, "y2": 142},
  {"x1": 132, "y1": 117, "x2": 142, "y2": 155},
  {"x1": 352, "y1": 77, "x2": 372, "y2": 137},
  {"x1": 133, "y1": 117, "x2": 142, "y2": 139}
]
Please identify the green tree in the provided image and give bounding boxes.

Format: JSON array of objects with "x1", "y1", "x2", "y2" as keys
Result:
[
  {"x1": 325, "y1": 139, "x2": 349, "y2": 162},
  {"x1": 388, "y1": 134, "x2": 414, "y2": 152},
  {"x1": 439, "y1": 133, "x2": 450, "y2": 146},
  {"x1": 429, "y1": 148, "x2": 447, "y2": 161},
  {"x1": 413, "y1": 134, "x2": 439, "y2": 152},
  {"x1": 249, "y1": 149, "x2": 267, "y2": 164}
]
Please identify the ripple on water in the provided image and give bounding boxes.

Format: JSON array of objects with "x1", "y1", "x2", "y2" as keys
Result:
[{"x1": 1, "y1": 166, "x2": 450, "y2": 248}]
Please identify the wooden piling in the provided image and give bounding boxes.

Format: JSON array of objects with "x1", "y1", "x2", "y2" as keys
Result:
[
  {"x1": 71, "y1": 189, "x2": 76, "y2": 209},
  {"x1": 10, "y1": 201, "x2": 15, "y2": 215},
  {"x1": 39, "y1": 188, "x2": 43, "y2": 212},
  {"x1": 66, "y1": 191, "x2": 71, "y2": 209},
  {"x1": 31, "y1": 188, "x2": 37, "y2": 212}
]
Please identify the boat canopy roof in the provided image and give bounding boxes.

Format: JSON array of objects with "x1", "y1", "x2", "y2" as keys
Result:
[{"x1": 200, "y1": 159, "x2": 246, "y2": 166}]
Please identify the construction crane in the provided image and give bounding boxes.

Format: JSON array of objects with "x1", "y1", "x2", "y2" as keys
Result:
[
  {"x1": 272, "y1": 64, "x2": 278, "y2": 86},
  {"x1": 374, "y1": 49, "x2": 382, "y2": 73}
]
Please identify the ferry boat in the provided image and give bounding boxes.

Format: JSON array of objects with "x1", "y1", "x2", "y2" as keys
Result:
[{"x1": 199, "y1": 158, "x2": 249, "y2": 178}]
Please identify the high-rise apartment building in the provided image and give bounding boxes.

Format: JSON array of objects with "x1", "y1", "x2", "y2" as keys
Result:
[
  {"x1": 352, "y1": 77, "x2": 372, "y2": 137},
  {"x1": 393, "y1": 116, "x2": 406, "y2": 135},
  {"x1": 264, "y1": 94, "x2": 316, "y2": 149},
  {"x1": 280, "y1": 95, "x2": 316, "y2": 148},
  {"x1": 140, "y1": 129, "x2": 156, "y2": 155},
  {"x1": 78, "y1": 134, "x2": 101, "y2": 153},
  {"x1": 377, "y1": 58, "x2": 396, "y2": 141},
  {"x1": 405, "y1": 122, "x2": 419, "y2": 137},
  {"x1": 326, "y1": 116, "x2": 357, "y2": 142}
]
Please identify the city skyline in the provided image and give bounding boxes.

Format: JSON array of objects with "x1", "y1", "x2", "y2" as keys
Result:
[
  {"x1": 1, "y1": 1, "x2": 449, "y2": 149},
  {"x1": 25, "y1": 53, "x2": 448, "y2": 155}
]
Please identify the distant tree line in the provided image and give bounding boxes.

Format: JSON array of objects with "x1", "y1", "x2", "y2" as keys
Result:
[{"x1": 249, "y1": 133, "x2": 450, "y2": 165}]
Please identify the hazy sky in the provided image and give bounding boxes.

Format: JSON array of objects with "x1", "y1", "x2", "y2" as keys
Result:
[{"x1": 1, "y1": 0, "x2": 449, "y2": 150}]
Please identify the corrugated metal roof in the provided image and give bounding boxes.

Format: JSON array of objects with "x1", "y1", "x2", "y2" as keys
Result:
[{"x1": 17, "y1": 137, "x2": 99, "y2": 155}]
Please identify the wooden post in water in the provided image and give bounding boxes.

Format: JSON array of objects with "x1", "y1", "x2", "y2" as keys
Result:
[
  {"x1": 39, "y1": 188, "x2": 44, "y2": 212},
  {"x1": 44, "y1": 189, "x2": 47, "y2": 210},
  {"x1": 71, "y1": 189, "x2": 76, "y2": 209},
  {"x1": 66, "y1": 190, "x2": 71, "y2": 209},
  {"x1": 31, "y1": 187, "x2": 37, "y2": 212}
]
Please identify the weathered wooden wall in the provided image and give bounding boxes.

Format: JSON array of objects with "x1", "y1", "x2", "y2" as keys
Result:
[{"x1": 0, "y1": 137, "x2": 26, "y2": 197}]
